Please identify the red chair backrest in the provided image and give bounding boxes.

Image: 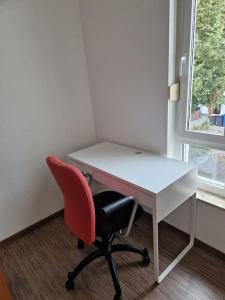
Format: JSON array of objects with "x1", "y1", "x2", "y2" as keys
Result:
[{"x1": 46, "y1": 156, "x2": 95, "y2": 245}]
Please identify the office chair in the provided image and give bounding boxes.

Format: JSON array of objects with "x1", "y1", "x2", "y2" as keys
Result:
[{"x1": 47, "y1": 156, "x2": 150, "y2": 300}]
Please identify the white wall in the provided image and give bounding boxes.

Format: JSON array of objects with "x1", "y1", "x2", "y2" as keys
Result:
[
  {"x1": 0, "y1": 0, "x2": 96, "y2": 241},
  {"x1": 166, "y1": 200, "x2": 225, "y2": 253},
  {"x1": 79, "y1": 0, "x2": 169, "y2": 154}
]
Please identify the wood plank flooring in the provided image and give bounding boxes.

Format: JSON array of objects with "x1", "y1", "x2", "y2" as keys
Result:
[{"x1": 0, "y1": 213, "x2": 225, "y2": 300}]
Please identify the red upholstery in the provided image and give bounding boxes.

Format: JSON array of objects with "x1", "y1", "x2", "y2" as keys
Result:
[{"x1": 46, "y1": 156, "x2": 95, "y2": 245}]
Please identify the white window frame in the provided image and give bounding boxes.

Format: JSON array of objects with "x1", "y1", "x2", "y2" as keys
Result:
[{"x1": 177, "y1": 0, "x2": 225, "y2": 197}]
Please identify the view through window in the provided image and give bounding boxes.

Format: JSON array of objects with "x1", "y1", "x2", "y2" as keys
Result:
[{"x1": 189, "y1": 0, "x2": 225, "y2": 136}]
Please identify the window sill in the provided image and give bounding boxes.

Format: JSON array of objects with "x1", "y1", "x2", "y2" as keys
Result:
[{"x1": 197, "y1": 189, "x2": 225, "y2": 210}]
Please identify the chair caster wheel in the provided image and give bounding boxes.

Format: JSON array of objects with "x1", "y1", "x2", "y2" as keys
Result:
[
  {"x1": 114, "y1": 293, "x2": 122, "y2": 300},
  {"x1": 77, "y1": 239, "x2": 84, "y2": 249},
  {"x1": 65, "y1": 272, "x2": 75, "y2": 290},
  {"x1": 65, "y1": 279, "x2": 75, "y2": 290},
  {"x1": 143, "y1": 255, "x2": 150, "y2": 265},
  {"x1": 142, "y1": 248, "x2": 150, "y2": 266}
]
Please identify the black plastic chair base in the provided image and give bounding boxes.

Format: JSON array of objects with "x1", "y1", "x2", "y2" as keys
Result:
[{"x1": 65, "y1": 235, "x2": 150, "y2": 299}]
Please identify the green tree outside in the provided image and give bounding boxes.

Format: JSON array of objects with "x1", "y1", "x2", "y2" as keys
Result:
[{"x1": 192, "y1": 0, "x2": 225, "y2": 112}]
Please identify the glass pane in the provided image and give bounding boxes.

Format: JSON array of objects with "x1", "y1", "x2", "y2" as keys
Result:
[
  {"x1": 188, "y1": 145, "x2": 225, "y2": 184},
  {"x1": 189, "y1": 0, "x2": 225, "y2": 136}
]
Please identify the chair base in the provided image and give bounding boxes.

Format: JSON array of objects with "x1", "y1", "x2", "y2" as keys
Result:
[{"x1": 66, "y1": 234, "x2": 150, "y2": 299}]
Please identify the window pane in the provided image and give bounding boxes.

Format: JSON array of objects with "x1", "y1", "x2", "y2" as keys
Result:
[
  {"x1": 188, "y1": 145, "x2": 225, "y2": 184},
  {"x1": 188, "y1": 0, "x2": 225, "y2": 136}
]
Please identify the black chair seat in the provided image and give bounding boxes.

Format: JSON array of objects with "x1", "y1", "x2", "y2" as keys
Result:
[{"x1": 93, "y1": 191, "x2": 143, "y2": 236}]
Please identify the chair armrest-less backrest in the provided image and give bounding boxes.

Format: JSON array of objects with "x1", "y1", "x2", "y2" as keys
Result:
[{"x1": 46, "y1": 156, "x2": 95, "y2": 245}]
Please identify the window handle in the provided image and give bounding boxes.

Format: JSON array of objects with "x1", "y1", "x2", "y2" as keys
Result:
[{"x1": 179, "y1": 55, "x2": 187, "y2": 77}]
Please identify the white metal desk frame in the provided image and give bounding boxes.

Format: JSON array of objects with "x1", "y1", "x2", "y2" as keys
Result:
[{"x1": 67, "y1": 142, "x2": 197, "y2": 283}]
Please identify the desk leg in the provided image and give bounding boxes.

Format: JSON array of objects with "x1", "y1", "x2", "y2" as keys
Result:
[
  {"x1": 152, "y1": 207, "x2": 159, "y2": 282},
  {"x1": 190, "y1": 192, "x2": 197, "y2": 245},
  {"x1": 153, "y1": 193, "x2": 197, "y2": 283}
]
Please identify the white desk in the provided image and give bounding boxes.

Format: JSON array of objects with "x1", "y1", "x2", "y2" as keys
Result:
[{"x1": 67, "y1": 142, "x2": 198, "y2": 283}]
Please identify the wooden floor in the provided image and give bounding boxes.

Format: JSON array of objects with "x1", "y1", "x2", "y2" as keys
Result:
[{"x1": 0, "y1": 213, "x2": 225, "y2": 300}]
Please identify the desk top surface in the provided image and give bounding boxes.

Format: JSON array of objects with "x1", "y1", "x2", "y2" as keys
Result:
[{"x1": 67, "y1": 142, "x2": 197, "y2": 194}]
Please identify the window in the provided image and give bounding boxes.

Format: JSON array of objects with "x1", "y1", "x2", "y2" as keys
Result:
[
  {"x1": 188, "y1": 0, "x2": 225, "y2": 137},
  {"x1": 184, "y1": 144, "x2": 225, "y2": 196},
  {"x1": 178, "y1": 0, "x2": 225, "y2": 196}
]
